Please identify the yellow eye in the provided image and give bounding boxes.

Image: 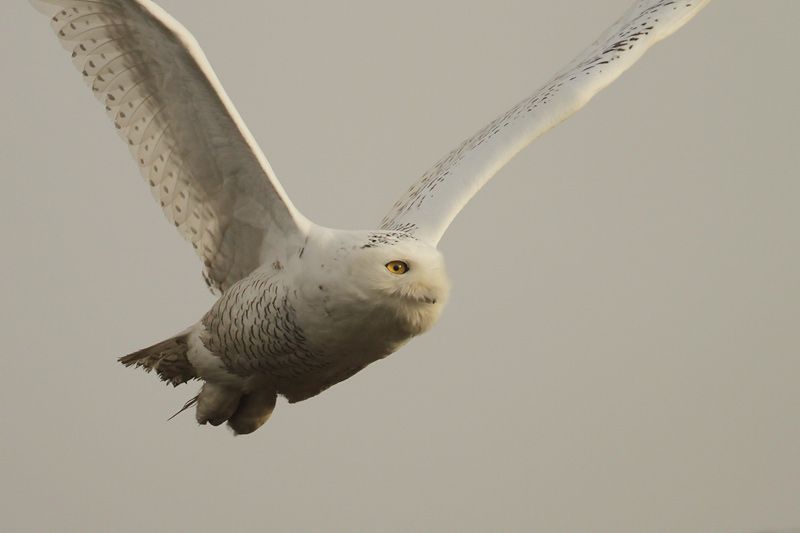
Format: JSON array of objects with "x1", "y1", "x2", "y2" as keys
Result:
[{"x1": 385, "y1": 260, "x2": 409, "y2": 275}]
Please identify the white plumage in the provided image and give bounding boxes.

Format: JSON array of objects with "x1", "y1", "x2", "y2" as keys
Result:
[{"x1": 30, "y1": 0, "x2": 710, "y2": 434}]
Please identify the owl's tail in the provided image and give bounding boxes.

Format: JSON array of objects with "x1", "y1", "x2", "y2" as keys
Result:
[{"x1": 118, "y1": 331, "x2": 196, "y2": 386}]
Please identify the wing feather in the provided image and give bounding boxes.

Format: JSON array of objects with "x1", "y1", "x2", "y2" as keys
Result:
[
  {"x1": 31, "y1": 0, "x2": 310, "y2": 291},
  {"x1": 381, "y1": 0, "x2": 711, "y2": 245}
]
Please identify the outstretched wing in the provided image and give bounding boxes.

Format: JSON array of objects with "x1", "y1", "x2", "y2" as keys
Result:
[
  {"x1": 31, "y1": 0, "x2": 311, "y2": 292},
  {"x1": 381, "y1": 0, "x2": 711, "y2": 245}
]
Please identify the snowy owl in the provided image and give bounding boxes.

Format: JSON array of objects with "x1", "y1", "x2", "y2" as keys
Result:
[{"x1": 31, "y1": 0, "x2": 710, "y2": 434}]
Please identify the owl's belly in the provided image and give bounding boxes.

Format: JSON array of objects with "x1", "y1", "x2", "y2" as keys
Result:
[
  {"x1": 275, "y1": 347, "x2": 400, "y2": 403},
  {"x1": 276, "y1": 305, "x2": 415, "y2": 402}
]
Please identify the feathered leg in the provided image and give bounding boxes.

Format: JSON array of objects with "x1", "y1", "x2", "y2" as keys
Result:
[
  {"x1": 228, "y1": 387, "x2": 277, "y2": 435},
  {"x1": 196, "y1": 383, "x2": 241, "y2": 426}
]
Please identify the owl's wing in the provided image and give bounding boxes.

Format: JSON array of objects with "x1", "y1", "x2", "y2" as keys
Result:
[
  {"x1": 381, "y1": 0, "x2": 711, "y2": 245},
  {"x1": 31, "y1": 0, "x2": 311, "y2": 292}
]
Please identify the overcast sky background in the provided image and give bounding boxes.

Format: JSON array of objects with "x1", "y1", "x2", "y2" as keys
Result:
[{"x1": 1, "y1": 1, "x2": 798, "y2": 532}]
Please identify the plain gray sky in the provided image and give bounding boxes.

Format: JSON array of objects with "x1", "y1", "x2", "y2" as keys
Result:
[{"x1": 1, "y1": 1, "x2": 799, "y2": 532}]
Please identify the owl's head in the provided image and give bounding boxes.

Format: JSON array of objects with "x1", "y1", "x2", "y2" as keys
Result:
[{"x1": 343, "y1": 231, "x2": 451, "y2": 335}]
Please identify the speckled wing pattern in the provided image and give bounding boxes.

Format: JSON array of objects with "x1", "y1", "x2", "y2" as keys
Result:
[
  {"x1": 381, "y1": 0, "x2": 711, "y2": 245},
  {"x1": 31, "y1": 0, "x2": 309, "y2": 292}
]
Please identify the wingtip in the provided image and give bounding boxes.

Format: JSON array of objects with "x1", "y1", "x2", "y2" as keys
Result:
[{"x1": 29, "y1": 0, "x2": 57, "y2": 16}]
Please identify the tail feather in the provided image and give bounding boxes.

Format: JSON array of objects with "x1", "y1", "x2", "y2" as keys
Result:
[{"x1": 119, "y1": 333, "x2": 196, "y2": 386}]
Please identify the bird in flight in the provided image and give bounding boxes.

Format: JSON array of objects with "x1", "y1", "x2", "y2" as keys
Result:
[{"x1": 31, "y1": 0, "x2": 710, "y2": 434}]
